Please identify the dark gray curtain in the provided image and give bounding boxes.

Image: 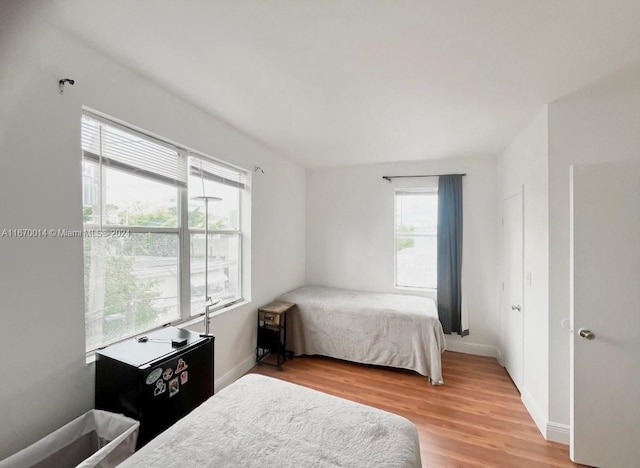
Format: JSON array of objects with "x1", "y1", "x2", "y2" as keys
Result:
[{"x1": 437, "y1": 175, "x2": 468, "y2": 335}]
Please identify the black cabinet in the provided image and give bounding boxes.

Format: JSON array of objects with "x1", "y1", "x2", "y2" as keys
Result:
[{"x1": 95, "y1": 327, "x2": 214, "y2": 448}]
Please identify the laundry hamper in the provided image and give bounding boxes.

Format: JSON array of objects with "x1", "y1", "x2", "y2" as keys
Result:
[{"x1": 0, "y1": 410, "x2": 139, "y2": 468}]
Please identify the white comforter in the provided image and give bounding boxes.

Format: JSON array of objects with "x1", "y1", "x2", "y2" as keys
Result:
[
  {"x1": 119, "y1": 374, "x2": 422, "y2": 468},
  {"x1": 280, "y1": 286, "x2": 445, "y2": 384}
]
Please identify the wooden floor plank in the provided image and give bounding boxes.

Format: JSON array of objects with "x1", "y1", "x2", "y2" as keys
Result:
[{"x1": 247, "y1": 351, "x2": 584, "y2": 467}]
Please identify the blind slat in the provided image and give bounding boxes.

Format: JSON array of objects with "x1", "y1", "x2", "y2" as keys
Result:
[
  {"x1": 81, "y1": 113, "x2": 187, "y2": 186},
  {"x1": 188, "y1": 156, "x2": 247, "y2": 188},
  {"x1": 81, "y1": 111, "x2": 248, "y2": 191}
]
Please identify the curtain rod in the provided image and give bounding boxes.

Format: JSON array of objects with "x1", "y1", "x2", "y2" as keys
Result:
[{"x1": 382, "y1": 173, "x2": 466, "y2": 183}]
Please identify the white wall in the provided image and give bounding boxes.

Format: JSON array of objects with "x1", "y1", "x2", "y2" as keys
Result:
[
  {"x1": 547, "y1": 62, "x2": 640, "y2": 433},
  {"x1": 0, "y1": 3, "x2": 305, "y2": 459},
  {"x1": 497, "y1": 108, "x2": 550, "y2": 436},
  {"x1": 306, "y1": 157, "x2": 499, "y2": 356}
]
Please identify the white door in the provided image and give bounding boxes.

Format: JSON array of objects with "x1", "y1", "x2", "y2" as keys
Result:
[
  {"x1": 502, "y1": 191, "x2": 524, "y2": 391},
  {"x1": 570, "y1": 161, "x2": 640, "y2": 467}
]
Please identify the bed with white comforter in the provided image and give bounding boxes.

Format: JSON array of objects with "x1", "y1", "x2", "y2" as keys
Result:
[
  {"x1": 279, "y1": 286, "x2": 446, "y2": 384},
  {"x1": 119, "y1": 374, "x2": 422, "y2": 468}
]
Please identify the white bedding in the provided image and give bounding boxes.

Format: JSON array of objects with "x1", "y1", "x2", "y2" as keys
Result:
[
  {"x1": 280, "y1": 286, "x2": 446, "y2": 384},
  {"x1": 119, "y1": 374, "x2": 422, "y2": 468}
]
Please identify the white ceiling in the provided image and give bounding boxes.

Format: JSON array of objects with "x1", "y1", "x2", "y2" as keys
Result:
[{"x1": 39, "y1": 0, "x2": 640, "y2": 168}]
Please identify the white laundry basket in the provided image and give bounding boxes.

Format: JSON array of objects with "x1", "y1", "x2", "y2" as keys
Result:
[{"x1": 0, "y1": 410, "x2": 139, "y2": 468}]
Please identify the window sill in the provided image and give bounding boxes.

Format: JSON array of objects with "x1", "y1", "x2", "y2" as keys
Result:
[
  {"x1": 86, "y1": 299, "x2": 252, "y2": 365},
  {"x1": 86, "y1": 352, "x2": 97, "y2": 365},
  {"x1": 184, "y1": 298, "x2": 252, "y2": 325}
]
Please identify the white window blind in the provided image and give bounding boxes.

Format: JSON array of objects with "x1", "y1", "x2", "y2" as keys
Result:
[
  {"x1": 188, "y1": 155, "x2": 247, "y2": 189},
  {"x1": 82, "y1": 112, "x2": 187, "y2": 187}
]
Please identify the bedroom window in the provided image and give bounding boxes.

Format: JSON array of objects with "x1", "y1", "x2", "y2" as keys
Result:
[
  {"x1": 82, "y1": 110, "x2": 248, "y2": 352},
  {"x1": 394, "y1": 190, "x2": 438, "y2": 290}
]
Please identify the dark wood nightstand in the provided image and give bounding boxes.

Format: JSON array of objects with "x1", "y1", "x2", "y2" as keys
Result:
[{"x1": 256, "y1": 301, "x2": 295, "y2": 370}]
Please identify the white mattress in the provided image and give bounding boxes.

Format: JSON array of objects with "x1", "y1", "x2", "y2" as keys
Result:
[
  {"x1": 119, "y1": 374, "x2": 422, "y2": 468},
  {"x1": 280, "y1": 286, "x2": 445, "y2": 384}
]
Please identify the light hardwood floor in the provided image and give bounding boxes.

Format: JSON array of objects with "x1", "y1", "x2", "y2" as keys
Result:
[{"x1": 248, "y1": 351, "x2": 584, "y2": 467}]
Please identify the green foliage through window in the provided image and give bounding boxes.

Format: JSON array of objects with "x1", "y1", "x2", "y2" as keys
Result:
[{"x1": 396, "y1": 224, "x2": 416, "y2": 251}]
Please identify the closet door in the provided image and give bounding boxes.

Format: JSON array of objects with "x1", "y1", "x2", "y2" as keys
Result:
[
  {"x1": 570, "y1": 161, "x2": 640, "y2": 466},
  {"x1": 501, "y1": 189, "x2": 524, "y2": 391}
]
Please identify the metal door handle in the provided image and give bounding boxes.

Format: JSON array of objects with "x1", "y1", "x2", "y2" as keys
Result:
[
  {"x1": 511, "y1": 305, "x2": 521, "y2": 311},
  {"x1": 578, "y1": 329, "x2": 595, "y2": 340}
]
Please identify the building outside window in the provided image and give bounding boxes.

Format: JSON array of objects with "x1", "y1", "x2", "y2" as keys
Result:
[
  {"x1": 394, "y1": 189, "x2": 438, "y2": 290},
  {"x1": 81, "y1": 111, "x2": 247, "y2": 352}
]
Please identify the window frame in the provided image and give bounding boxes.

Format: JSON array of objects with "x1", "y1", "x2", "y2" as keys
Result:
[
  {"x1": 393, "y1": 188, "x2": 438, "y2": 292},
  {"x1": 186, "y1": 181, "x2": 244, "y2": 317},
  {"x1": 82, "y1": 109, "x2": 248, "y2": 353}
]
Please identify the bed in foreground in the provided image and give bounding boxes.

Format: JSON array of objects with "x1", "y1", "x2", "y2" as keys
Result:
[
  {"x1": 119, "y1": 374, "x2": 422, "y2": 468},
  {"x1": 279, "y1": 286, "x2": 446, "y2": 384}
]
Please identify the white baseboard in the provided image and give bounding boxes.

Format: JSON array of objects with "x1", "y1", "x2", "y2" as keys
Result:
[
  {"x1": 214, "y1": 353, "x2": 255, "y2": 393},
  {"x1": 546, "y1": 421, "x2": 570, "y2": 445},
  {"x1": 444, "y1": 338, "x2": 500, "y2": 358},
  {"x1": 520, "y1": 388, "x2": 570, "y2": 445},
  {"x1": 521, "y1": 387, "x2": 547, "y2": 438}
]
